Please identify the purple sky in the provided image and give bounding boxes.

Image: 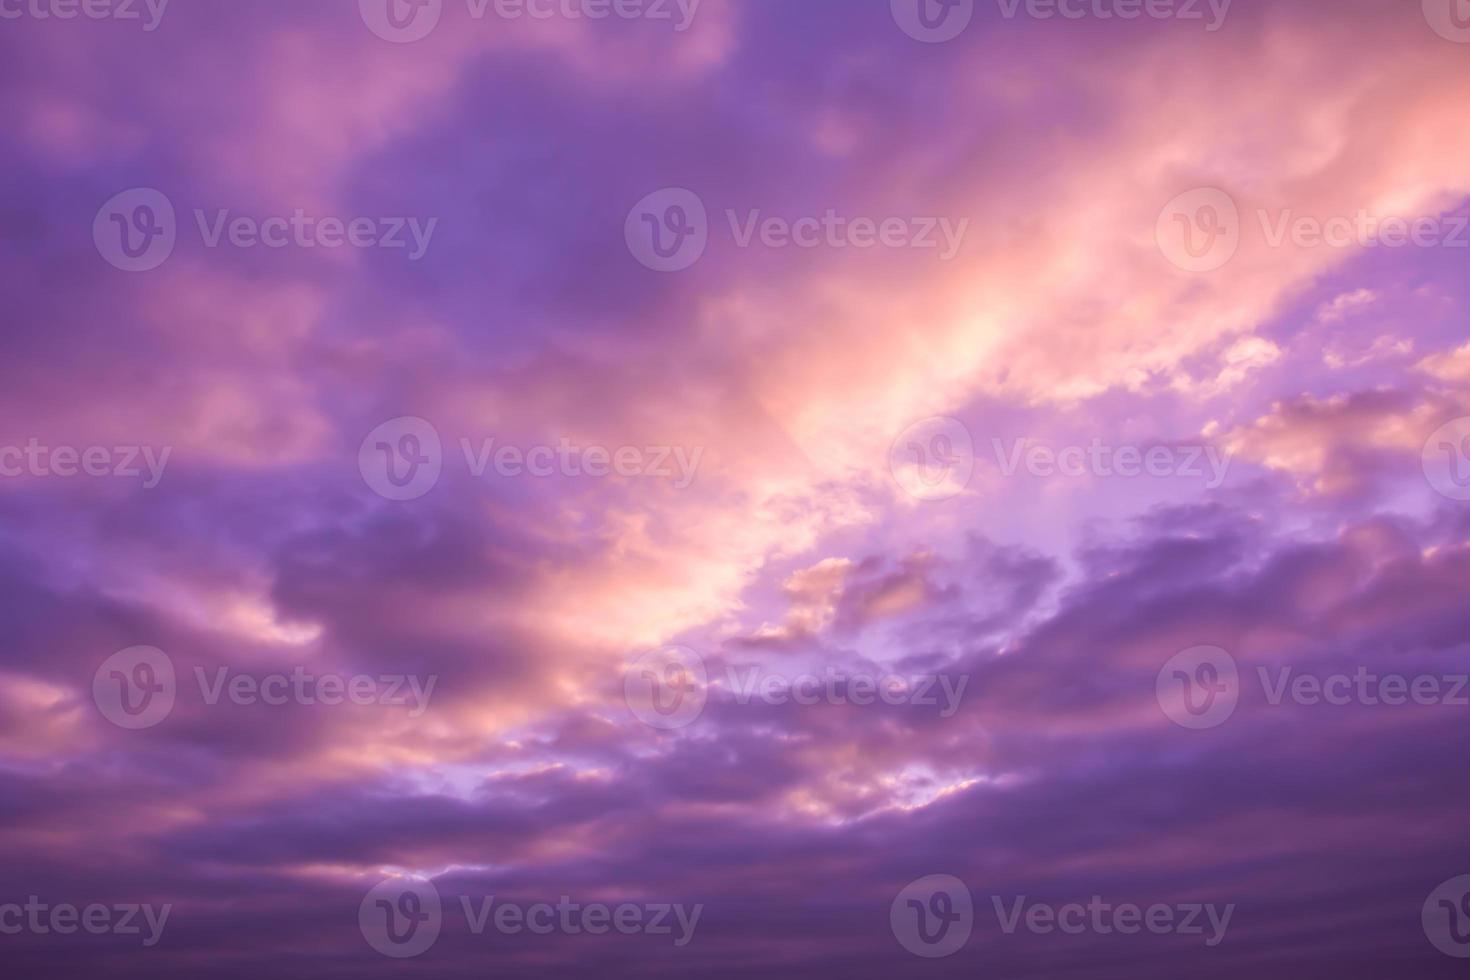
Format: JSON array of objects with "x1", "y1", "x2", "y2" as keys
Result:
[{"x1": 3, "y1": 0, "x2": 1470, "y2": 976}]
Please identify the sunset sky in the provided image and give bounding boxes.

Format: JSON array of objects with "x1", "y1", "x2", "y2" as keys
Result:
[{"x1": 3, "y1": 0, "x2": 1470, "y2": 976}]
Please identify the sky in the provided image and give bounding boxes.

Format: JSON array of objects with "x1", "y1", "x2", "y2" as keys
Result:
[{"x1": 3, "y1": 0, "x2": 1470, "y2": 976}]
